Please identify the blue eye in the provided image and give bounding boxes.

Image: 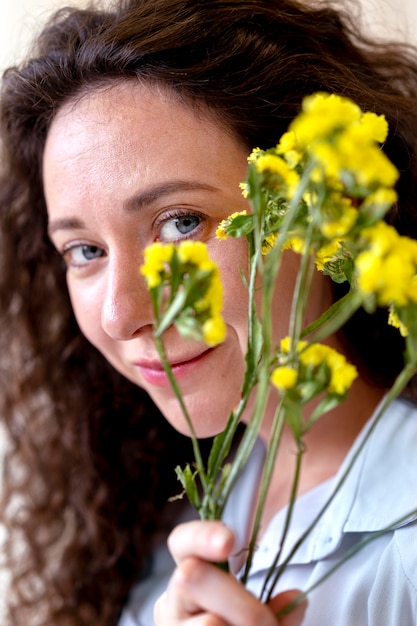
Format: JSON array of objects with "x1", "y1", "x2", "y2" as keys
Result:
[
  {"x1": 159, "y1": 214, "x2": 201, "y2": 241},
  {"x1": 64, "y1": 244, "x2": 105, "y2": 266}
]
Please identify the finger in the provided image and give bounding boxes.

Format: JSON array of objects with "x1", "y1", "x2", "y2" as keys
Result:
[
  {"x1": 154, "y1": 583, "x2": 228, "y2": 626},
  {"x1": 166, "y1": 556, "x2": 279, "y2": 626},
  {"x1": 154, "y1": 576, "x2": 229, "y2": 626},
  {"x1": 268, "y1": 590, "x2": 308, "y2": 626},
  {"x1": 168, "y1": 520, "x2": 235, "y2": 565}
]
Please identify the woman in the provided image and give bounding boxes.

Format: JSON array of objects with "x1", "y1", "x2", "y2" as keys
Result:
[{"x1": 1, "y1": 1, "x2": 417, "y2": 624}]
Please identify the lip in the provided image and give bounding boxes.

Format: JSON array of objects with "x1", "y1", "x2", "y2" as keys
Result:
[{"x1": 134, "y1": 348, "x2": 214, "y2": 387}]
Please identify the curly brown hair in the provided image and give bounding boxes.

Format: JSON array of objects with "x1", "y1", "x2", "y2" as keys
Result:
[{"x1": 2, "y1": 0, "x2": 417, "y2": 624}]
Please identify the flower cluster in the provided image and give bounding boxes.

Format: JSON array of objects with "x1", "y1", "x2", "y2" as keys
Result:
[
  {"x1": 216, "y1": 210, "x2": 248, "y2": 240},
  {"x1": 218, "y1": 93, "x2": 399, "y2": 288},
  {"x1": 355, "y1": 221, "x2": 417, "y2": 338},
  {"x1": 356, "y1": 221, "x2": 417, "y2": 307},
  {"x1": 140, "y1": 92, "x2": 417, "y2": 615},
  {"x1": 270, "y1": 338, "x2": 358, "y2": 437},
  {"x1": 272, "y1": 337, "x2": 358, "y2": 396},
  {"x1": 140, "y1": 240, "x2": 226, "y2": 346},
  {"x1": 289, "y1": 93, "x2": 398, "y2": 188}
]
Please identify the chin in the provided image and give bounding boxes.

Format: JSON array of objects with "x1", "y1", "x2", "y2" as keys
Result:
[{"x1": 155, "y1": 396, "x2": 238, "y2": 440}]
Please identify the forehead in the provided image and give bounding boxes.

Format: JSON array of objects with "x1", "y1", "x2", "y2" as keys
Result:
[
  {"x1": 44, "y1": 81, "x2": 244, "y2": 173},
  {"x1": 42, "y1": 80, "x2": 249, "y2": 219},
  {"x1": 45, "y1": 80, "x2": 236, "y2": 156}
]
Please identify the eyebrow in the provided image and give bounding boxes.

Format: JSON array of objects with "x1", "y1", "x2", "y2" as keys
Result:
[
  {"x1": 123, "y1": 180, "x2": 217, "y2": 212},
  {"x1": 48, "y1": 180, "x2": 218, "y2": 236},
  {"x1": 48, "y1": 217, "x2": 86, "y2": 236}
]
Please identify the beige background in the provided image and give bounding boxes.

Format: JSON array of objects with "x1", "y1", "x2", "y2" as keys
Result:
[
  {"x1": 0, "y1": 0, "x2": 94, "y2": 72},
  {"x1": 0, "y1": 0, "x2": 416, "y2": 74},
  {"x1": 358, "y1": 0, "x2": 417, "y2": 42}
]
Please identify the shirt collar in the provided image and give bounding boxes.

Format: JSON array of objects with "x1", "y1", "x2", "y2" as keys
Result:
[{"x1": 225, "y1": 397, "x2": 417, "y2": 570}]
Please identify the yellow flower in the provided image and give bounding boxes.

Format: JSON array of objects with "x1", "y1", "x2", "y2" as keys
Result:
[
  {"x1": 279, "y1": 337, "x2": 357, "y2": 396},
  {"x1": 315, "y1": 239, "x2": 342, "y2": 271},
  {"x1": 247, "y1": 147, "x2": 262, "y2": 163},
  {"x1": 290, "y1": 93, "x2": 361, "y2": 146},
  {"x1": 196, "y1": 272, "x2": 224, "y2": 316},
  {"x1": 255, "y1": 153, "x2": 295, "y2": 178},
  {"x1": 300, "y1": 343, "x2": 358, "y2": 395},
  {"x1": 239, "y1": 181, "x2": 249, "y2": 198},
  {"x1": 202, "y1": 315, "x2": 227, "y2": 347},
  {"x1": 355, "y1": 250, "x2": 384, "y2": 296},
  {"x1": 280, "y1": 336, "x2": 307, "y2": 354},
  {"x1": 356, "y1": 221, "x2": 417, "y2": 306},
  {"x1": 276, "y1": 130, "x2": 302, "y2": 167},
  {"x1": 337, "y1": 128, "x2": 398, "y2": 187},
  {"x1": 271, "y1": 366, "x2": 298, "y2": 390},
  {"x1": 282, "y1": 236, "x2": 307, "y2": 255},
  {"x1": 362, "y1": 187, "x2": 397, "y2": 209},
  {"x1": 254, "y1": 154, "x2": 300, "y2": 197},
  {"x1": 140, "y1": 242, "x2": 174, "y2": 288},
  {"x1": 325, "y1": 350, "x2": 358, "y2": 395},
  {"x1": 303, "y1": 190, "x2": 318, "y2": 206},
  {"x1": 177, "y1": 240, "x2": 213, "y2": 271},
  {"x1": 262, "y1": 233, "x2": 278, "y2": 255},
  {"x1": 288, "y1": 93, "x2": 398, "y2": 190},
  {"x1": 299, "y1": 343, "x2": 329, "y2": 367},
  {"x1": 216, "y1": 210, "x2": 248, "y2": 240},
  {"x1": 276, "y1": 130, "x2": 298, "y2": 153},
  {"x1": 309, "y1": 142, "x2": 341, "y2": 180},
  {"x1": 358, "y1": 112, "x2": 389, "y2": 143},
  {"x1": 215, "y1": 224, "x2": 229, "y2": 240},
  {"x1": 320, "y1": 206, "x2": 357, "y2": 238},
  {"x1": 388, "y1": 307, "x2": 409, "y2": 337}
]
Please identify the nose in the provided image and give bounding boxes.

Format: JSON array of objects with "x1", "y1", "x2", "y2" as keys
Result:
[{"x1": 101, "y1": 255, "x2": 153, "y2": 341}]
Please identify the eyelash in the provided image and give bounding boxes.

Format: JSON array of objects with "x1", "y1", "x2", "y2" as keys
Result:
[
  {"x1": 155, "y1": 208, "x2": 205, "y2": 242},
  {"x1": 57, "y1": 208, "x2": 206, "y2": 269},
  {"x1": 61, "y1": 242, "x2": 105, "y2": 268}
]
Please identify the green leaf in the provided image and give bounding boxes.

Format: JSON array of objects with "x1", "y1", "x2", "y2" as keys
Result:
[
  {"x1": 299, "y1": 379, "x2": 327, "y2": 404},
  {"x1": 305, "y1": 394, "x2": 344, "y2": 431},
  {"x1": 156, "y1": 289, "x2": 188, "y2": 336},
  {"x1": 242, "y1": 314, "x2": 262, "y2": 396},
  {"x1": 207, "y1": 426, "x2": 233, "y2": 478},
  {"x1": 283, "y1": 398, "x2": 303, "y2": 441},
  {"x1": 174, "y1": 315, "x2": 204, "y2": 342},
  {"x1": 175, "y1": 464, "x2": 201, "y2": 510},
  {"x1": 227, "y1": 214, "x2": 255, "y2": 238},
  {"x1": 301, "y1": 290, "x2": 362, "y2": 342}
]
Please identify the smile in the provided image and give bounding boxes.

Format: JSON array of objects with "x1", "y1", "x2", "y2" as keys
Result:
[{"x1": 133, "y1": 348, "x2": 214, "y2": 387}]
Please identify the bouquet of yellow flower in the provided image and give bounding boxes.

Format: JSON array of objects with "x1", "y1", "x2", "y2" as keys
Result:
[{"x1": 140, "y1": 92, "x2": 417, "y2": 614}]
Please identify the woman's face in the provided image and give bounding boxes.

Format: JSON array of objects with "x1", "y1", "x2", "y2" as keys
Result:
[{"x1": 44, "y1": 82, "x2": 329, "y2": 437}]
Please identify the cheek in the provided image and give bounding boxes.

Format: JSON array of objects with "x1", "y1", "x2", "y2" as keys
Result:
[
  {"x1": 68, "y1": 280, "x2": 103, "y2": 346},
  {"x1": 213, "y1": 238, "x2": 251, "y2": 348}
]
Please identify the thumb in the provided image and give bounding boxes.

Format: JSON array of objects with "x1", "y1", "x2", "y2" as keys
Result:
[{"x1": 268, "y1": 589, "x2": 307, "y2": 626}]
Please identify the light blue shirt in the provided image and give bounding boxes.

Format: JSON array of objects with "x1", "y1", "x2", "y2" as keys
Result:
[{"x1": 119, "y1": 397, "x2": 417, "y2": 625}]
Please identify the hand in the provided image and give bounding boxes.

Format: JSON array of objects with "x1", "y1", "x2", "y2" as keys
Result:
[{"x1": 154, "y1": 520, "x2": 307, "y2": 626}]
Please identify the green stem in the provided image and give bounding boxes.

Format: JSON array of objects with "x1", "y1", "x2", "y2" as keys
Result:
[
  {"x1": 301, "y1": 290, "x2": 363, "y2": 343},
  {"x1": 289, "y1": 224, "x2": 315, "y2": 345},
  {"x1": 274, "y1": 162, "x2": 316, "y2": 253},
  {"x1": 264, "y1": 361, "x2": 416, "y2": 592},
  {"x1": 214, "y1": 372, "x2": 271, "y2": 516},
  {"x1": 212, "y1": 228, "x2": 277, "y2": 515},
  {"x1": 153, "y1": 334, "x2": 207, "y2": 490},
  {"x1": 240, "y1": 399, "x2": 286, "y2": 585},
  {"x1": 208, "y1": 242, "x2": 262, "y2": 482},
  {"x1": 275, "y1": 507, "x2": 417, "y2": 620},
  {"x1": 234, "y1": 178, "x2": 314, "y2": 582},
  {"x1": 154, "y1": 290, "x2": 187, "y2": 337},
  {"x1": 261, "y1": 440, "x2": 305, "y2": 603}
]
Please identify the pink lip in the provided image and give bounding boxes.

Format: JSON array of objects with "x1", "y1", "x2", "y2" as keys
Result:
[{"x1": 134, "y1": 348, "x2": 214, "y2": 387}]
